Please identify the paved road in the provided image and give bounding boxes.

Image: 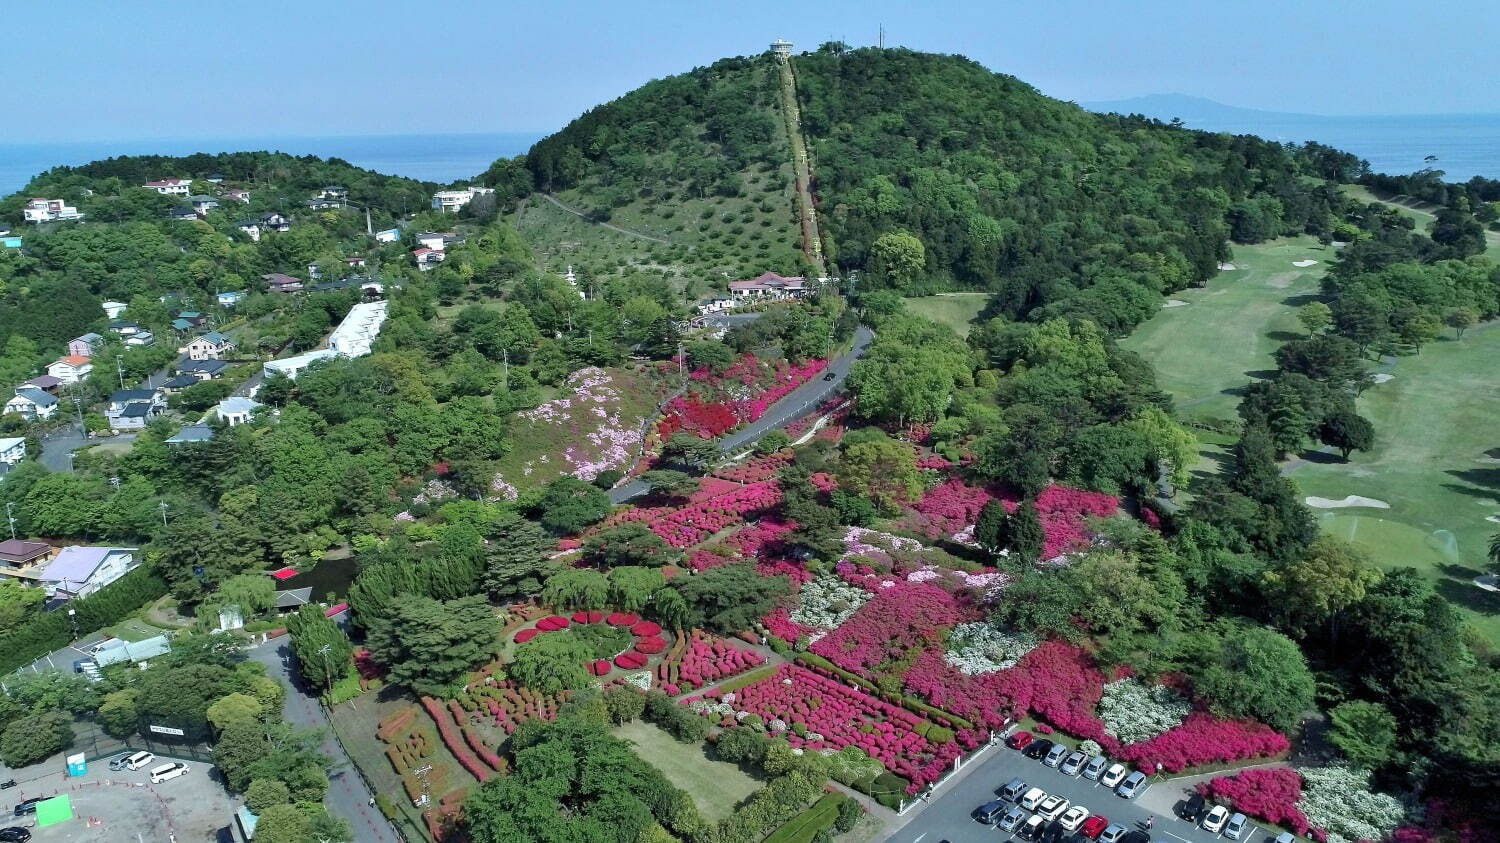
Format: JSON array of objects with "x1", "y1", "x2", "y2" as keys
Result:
[
  {"x1": 608, "y1": 324, "x2": 873, "y2": 504},
  {"x1": 888, "y1": 745, "x2": 1265, "y2": 843},
  {"x1": 38, "y1": 429, "x2": 138, "y2": 472},
  {"x1": 247, "y1": 631, "x2": 402, "y2": 843}
]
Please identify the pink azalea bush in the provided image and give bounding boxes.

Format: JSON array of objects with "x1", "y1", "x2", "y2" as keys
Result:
[
  {"x1": 809, "y1": 582, "x2": 969, "y2": 679},
  {"x1": 655, "y1": 635, "x2": 765, "y2": 691},
  {"x1": 1199, "y1": 768, "x2": 1311, "y2": 836},
  {"x1": 1118, "y1": 712, "x2": 1291, "y2": 773},
  {"x1": 900, "y1": 478, "x2": 996, "y2": 540}
]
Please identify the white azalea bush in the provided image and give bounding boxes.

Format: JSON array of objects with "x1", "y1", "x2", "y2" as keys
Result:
[
  {"x1": 1297, "y1": 765, "x2": 1405, "y2": 843},
  {"x1": 790, "y1": 575, "x2": 872, "y2": 629},
  {"x1": 943, "y1": 623, "x2": 1038, "y2": 675},
  {"x1": 1098, "y1": 679, "x2": 1191, "y2": 743},
  {"x1": 1078, "y1": 740, "x2": 1102, "y2": 757}
]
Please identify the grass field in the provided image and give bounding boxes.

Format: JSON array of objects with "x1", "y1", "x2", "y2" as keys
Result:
[
  {"x1": 612, "y1": 720, "x2": 763, "y2": 822},
  {"x1": 1120, "y1": 236, "x2": 1333, "y2": 423},
  {"x1": 1285, "y1": 321, "x2": 1500, "y2": 642},
  {"x1": 903, "y1": 293, "x2": 988, "y2": 337},
  {"x1": 1344, "y1": 184, "x2": 1500, "y2": 261}
]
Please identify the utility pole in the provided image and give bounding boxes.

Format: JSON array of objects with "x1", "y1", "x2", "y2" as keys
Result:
[
  {"x1": 71, "y1": 394, "x2": 84, "y2": 433},
  {"x1": 158, "y1": 501, "x2": 169, "y2": 529},
  {"x1": 5, "y1": 502, "x2": 15, "y2": 540},
  {"x1": 502, "y1": 349, "x2": 509, "y2": 392},
  {"x1": 116, "y1": 355, "x2": 125, "y2": 390},
  {"x1": 318, "y1": 643, "x2": 334, "y2": 693}
]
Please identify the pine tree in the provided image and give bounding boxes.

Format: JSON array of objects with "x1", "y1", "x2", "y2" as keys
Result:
[
  {"x1": 287, "y1": 604, "x2": 354, "y2": 692},
  {"x1": 975, "y1": 500, "x2": 1010, "y2": 556},
  {"x1": 1010, "y1": 500, "x2": 1045, "y2": 564}
]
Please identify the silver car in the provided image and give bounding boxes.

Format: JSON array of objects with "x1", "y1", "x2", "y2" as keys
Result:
[
  {"x1": 1059, "y1": 750, "x2": 1088, "y2": 776},
  {"x1": 1081, "y1": 755, "x2": 1108, "y2": 780},
  {"x1": 999, "y1": 806, "x2": 1028, "y2": 833},
  {"x1": 1224, "y1": 812, "x2": 1249, "y2": 840},
  {"x1": 1116, "y1": 771, "x2": 1149, "y2": 799},
  {"x1": 1043, "y1": 743, "x2": 1069, "y2": 767}
]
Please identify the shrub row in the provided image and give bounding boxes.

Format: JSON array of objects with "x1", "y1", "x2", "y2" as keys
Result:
[
  {"x1": 793, "y1": 652, "x2": 974, "y2": 731},
  {"x1": 763, "y1": 792, "x2": 850, "y2": 843}
]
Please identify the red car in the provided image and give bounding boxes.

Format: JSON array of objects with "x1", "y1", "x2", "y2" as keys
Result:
[
  {"x1": 1080, "y1": 815, "x2": 1111, "y2": 839},
  {"x1": 1006, "y1": 731, "x2": 1035, "y2": 750}
]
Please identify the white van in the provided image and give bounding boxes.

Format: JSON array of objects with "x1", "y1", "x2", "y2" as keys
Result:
[
  {"x1": 148, "y1": 762, "x2": 188, "y2": 784},
  {"x1": 123, "y1": 751, "x2": 155, "y2": 771}
]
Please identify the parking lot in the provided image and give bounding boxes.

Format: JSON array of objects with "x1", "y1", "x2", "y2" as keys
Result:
[
  {"x1": 887, "y1": 740, "x2": 1276, "y2": 843},
  {"x1": 1, "y1": 750, "x2": 237, "y2": 842}
]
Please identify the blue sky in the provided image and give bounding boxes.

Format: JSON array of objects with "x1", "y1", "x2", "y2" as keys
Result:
[{"x1": 2, "y1": 0, "x2": 1495, "y2": 142}]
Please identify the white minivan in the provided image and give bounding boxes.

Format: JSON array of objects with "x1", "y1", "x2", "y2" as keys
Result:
[
  {"x1": 149, "y1": 762, "x2": 188, "y2": 784},
  {"x1": 123, "y1": 751, "x2": 155, "y2": 771}
]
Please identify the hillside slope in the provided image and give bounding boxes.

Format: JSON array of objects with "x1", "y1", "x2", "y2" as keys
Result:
[{"x1": 513, "y1": 46, "x2": 1362, "y2": 334}]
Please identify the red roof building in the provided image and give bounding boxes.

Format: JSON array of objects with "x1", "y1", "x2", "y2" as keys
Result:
[{"x1": 727, "y1": 271, "x2": 809, "y2": 297}]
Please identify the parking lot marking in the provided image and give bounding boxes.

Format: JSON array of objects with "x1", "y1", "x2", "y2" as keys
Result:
[
  {"x1": 1163, "y1": 832, "x2": 1193, "y2": 843},
  {"x1": 914, "y1": 834, "x2": 927, "y2": 842}
]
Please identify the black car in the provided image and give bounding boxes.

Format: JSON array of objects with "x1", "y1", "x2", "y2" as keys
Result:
[
  {"x1": 1121, "y1": 831, "x2": 1151, "y2": 843},
  {"x1": 11, "y1": 798, "x2": 43, "y2": 817},
  {"x1": 1177, "y1": 791, "x2": 1205, "y2": 821},
  {"x1": 0, "y1": 827, "x2": 31, "y2": 842},
  {"x1": 973, "y1": 800, "x2": 1008, "y2": 824},
  {"x1": 822, "y1": 371, "x2": 836, "y2": 381},
  {"x1": 1041, "y1": 821, "x2": 1070, "y2": 843},
  {"x1": 999, "y1": 776, "x2": 1029, "y2": 801},
  {"x1": 1022, "y1": 737, "x2": 1056, "y2": 760}
]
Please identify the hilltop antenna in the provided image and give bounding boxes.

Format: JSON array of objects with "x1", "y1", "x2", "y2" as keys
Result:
[{"x1": 878, "y1": 24, "x2": 884, "y2": 49}]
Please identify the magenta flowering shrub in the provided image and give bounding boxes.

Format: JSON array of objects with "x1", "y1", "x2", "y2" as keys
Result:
[
  {"x1": 723, "y1": 664, "x2": 959, "y2": 790},
  {"x1": 1031, "y1": 486, "x2": 1120, "y2": 560},
  {"x1": 809, "y1": 582, "x2": 969, "y2": 678},
  {"x1": 654, "y1": 634, "x2": 765, "y2": 691},
  {"x1": 900, "y1": 478, "x2": 996, "y2": 540},
  {"x1": 725, "y1": 518, "x2": 797, "y2": 557},
  {"x1": 761, "y1": 606, "x2": 811, "y2": 642},
  {"x1": 1199, "y1": 768, "x2": 1311, "y2": 836},
  {"x1": 614, "y1": 479, "x2": 784, "y2": 547},
  {"x1": 713, "y1": 451, "x2": 795, "y2": 483},
  {"x1": 658, "y1": 396, "x2": 740, "y2": 439},
  {"x1": 1118, "y1": 712, "x2": 1291, "y2": 773}
]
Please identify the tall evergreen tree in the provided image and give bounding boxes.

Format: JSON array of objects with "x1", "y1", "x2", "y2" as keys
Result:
[{"x1": 1011, "y1": 500, "x2": 1045, "y2": 564}]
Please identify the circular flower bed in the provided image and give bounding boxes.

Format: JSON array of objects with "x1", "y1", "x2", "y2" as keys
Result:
[
  {"x1": 607, "y1": 612, "x2": 641, "y2": 627},
  {"x1": 515, "y1": 611, "x2": 667, "y2": 677}
]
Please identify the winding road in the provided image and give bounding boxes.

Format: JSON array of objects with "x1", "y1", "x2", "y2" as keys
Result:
[{"x1": 608, "y1": 324, "x2": 872, "y2": 504}]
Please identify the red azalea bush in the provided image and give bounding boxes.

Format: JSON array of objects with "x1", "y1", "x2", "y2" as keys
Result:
[
  {"x1": 1031, "y1": 486, "x2": 1120, "y2": 560},
  {"x1": 421, "y1": 696, "x2": 492, "y2": 783},
  {"x1": 1119, "y1": 713, "x2": 1291, "y2": 773},
  {"x1": 607, "y1": 612, "x2": 641, "y2": 627},
  {"x1": 655, "y1": 631, "x2": 766, "y2": 690},
  {"x1": 756, "y1": 559, "x2": 813, "y2": 584},
  {"x1": 640, "y1": 479, "x2": 784, "y2": 547},
  {"x1": 1199, "y1": 768, "x2": 1310, "y2": 835},
  {"x1": 713, "y1": 451, "x2": 794, "y2": 484},
  {"x1": 658, "y1": 396, "x2": 740, "y2": 440},
  {"x1": 901, "y1": 478, "x2": 997, "y2": 540},
  {"x1": 631, "y1": 621, "x2": 662, "y2": 637},
  {"x1": 726, "y1": 518, "x2": 796, "y2": 557},
  {"x1": 720, "y1": 664, "x2": 957, "y2": 791},
  {"x1": 761, "y1": 606, "x2": 810, "y2": 643},
  {"x1": 687, "y1": 550, "x2": 735, "y2": 572},
  {"x1": 514, "y1": 628, "x2": 540, "y2": 644},
  {"x1": 808, "y1": 582, "x2": 968, "y2": 679}
]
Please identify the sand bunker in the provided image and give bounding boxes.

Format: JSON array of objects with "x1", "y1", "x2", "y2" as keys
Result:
[
  {"x1": 1293, "y1": 259, "x2": 1319, "y2": 267},
  {"x1": 1218, "y1": 262, "x2": 1238, "y2": 271},
  {"x1": 1162, "y1": 299, "x2": 1188, "y2": 308},
  {"x1": 1372, "y1": 373, "x2": 1394, "y2": 384},
  {"x1": 1305, "y1": 495, "x2": 1390, "y2": 509}
]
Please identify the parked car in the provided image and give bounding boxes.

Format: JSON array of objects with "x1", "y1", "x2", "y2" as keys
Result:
[
  {"x1": 1000, "y1": 777, "x2": 1029, "y2": 801},
  {"x1": 1020, "y1": 787, "x2": 1048, "y2": 810},
  {"x1": 1024, "y1": 738, "x2": 1056, "y2": 760},
  {"x1": 1042, "y1": 820, "x2": 1070, "y2": 843},
  {"x1": 999, "y1": 806, "x2": 1029, "y2": 833},
  {"x1": 149, "y1": 762, "x2": 189, "y2": 784},
  {"x1": 1224, "y1": 813, "x2": 1249, "y2": 840},
  {"x1": 1043, "y1": 743, "x2": 1070, "y2": 767},
  {"x1": 1100, "y1": 763, "x2": 1128, "y2": 788},
  {"x1": 1274, "y1": 833, "x2": 1296, "y2": 843},
  {"x1": 107, "y1": 752, "x2": 134, "y2": 771},
  {"x1": 1081, "y1": 815, "x2": 1111, "y2": 839},
  {"x1": 1098, "y1": 823, "x2": 1129, "y2": 843},
  {"x1": 1007, "y1": 731, "x2": 1036, "y2": 750},
  {"x1": 1178, "y1": 792, "x2": 1206, "y2": 821},
  {"x1": 123, "y1": 750, "x2": 155, "y2": 771},
  {"x1": 0, "y1": 828, "x2": 30, "y2": 843},
  {"x1": 1082, "y1": 755, "x2": 1108, "y2": 780},
  {"x1": 1059, "y1": 806, "x2": 1091, "y2": 831},
  {"x1": 1060, "y1": 750, "x2": 1088, "y2": 776},
  {"x1": 975, "y1": 800, "x2": 1008, "y2": 824},
  {"x1": 10, "y1": 799, "x2": 43, "y2": 818},
  {"x1": 822, "y1": 371, "x2": 836, "y2": 381},
  {"x1": 1122, "y1": 831, "x2": 1152, "y2": 843},
  {"x1": 1116, "y1": 771, "x2": 1149, "y2": 799},
  {"x1": 1037, "y1": 795, "x2": 1071, "y2": 821},
  {"x1": 1021, "y1": 815, "x2": 1047, "y2": 840},
  {"x1": 1201, "y1": 805, "x2": 1231, "y2": 834}
]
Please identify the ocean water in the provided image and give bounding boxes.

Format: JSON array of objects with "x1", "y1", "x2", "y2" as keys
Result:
[
  {"x1": 0, "y1": 131, "x2": 543, "y2": 198},
  {"x1": 1164, "y1": 113, "x2": 1500, "y2": 182}
]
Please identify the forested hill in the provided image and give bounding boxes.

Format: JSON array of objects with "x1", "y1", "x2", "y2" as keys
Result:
[{"x1": 510, "y1": 45, "x2": 1367, "y2": 335}]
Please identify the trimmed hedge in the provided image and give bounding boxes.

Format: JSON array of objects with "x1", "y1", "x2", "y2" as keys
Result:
[
  {"x1": 0, "y1": 565, "x2": 168, "y2": 672},
  {"x1": 854, "y1": 772, "x2": 910, "y2": 810},
  {"x1": 764, "y1": 792, "x2": 848, "y2": 843},
  {"x1": 793, "y1": 652, "x2": 974, "y2": 731}
]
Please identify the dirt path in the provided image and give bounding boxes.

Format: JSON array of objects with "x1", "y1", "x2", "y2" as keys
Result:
[
  {"x1": 776, "y1": 54, "x2": 826, "y2": 276},
  {"x1": 539, "y1": 193, "x2": 677, "y2": 245}
]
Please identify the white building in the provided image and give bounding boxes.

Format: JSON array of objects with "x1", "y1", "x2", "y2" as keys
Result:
[
  {"x1": 23, "y1": 198, "x2": 83, "y2": 224},
  {"x1": 431, "y1": 186, "x2": 493, "y2": 213},
  {"x1": 40, "y1": 546, "x2": 140, "y2": 600},
  {"x1": 215, "y1": 396, "x2": 263, "y2": 426},
  {"x1": 327, "y1": 300, "x2": 388, "y2": 357},
  {"x1": 101, "y1": 301, "x2": 129, "y2": 320},
  {"x1": 374, "y1": 227, "x2": 401, "y2": 243},
  {"x1": 5, "y1": 389, "x2": 58, "y2": 421},
  {"x1": 183, "y1": 331, "x2": 234, "y2": 361},
  {"x1": 47, "y1": 355, "x2": 93, "y2": 384},
  {"x1": 0, "y1": 437, "x2": 25, "y2": 465},
  {"x1": 143, "y1": 178, "x2": 192, "y2": 196},
  {"x1": 263, "y1": 349, "x2": 335, "y2": 381}
]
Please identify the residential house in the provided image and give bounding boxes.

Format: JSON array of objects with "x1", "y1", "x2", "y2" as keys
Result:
[
  {"x1": 19, "y1": 375, "x2": 62, "y2": 394},
  {"x1": 306, "y1": 197, "x2": 343, "y2": 211},
  {"x1": 411, "y1": 247, "x2": 445, "y2": 270},
  {"x1": 236, "y1": 220, "x2": 261, "y2": 242},
  {"x1": 107, "y1": 320, "x2": 140, "y2": 337},
  {"x1": 5, "y1": 388, "x2": 58, "y2": 421},
  {"x1": 47, "y1": 355, "x2": 93, "y2": 384},
  {"x1": 40, "y1": 546, "x2": 140, "y2": 599},
  {"x1": 431, "y1": 186, "x2": 493, "y2": 213},
  {"x1": 188, "y1": 195, "x2": 220, "y2": 215},
  {"x1": 101, "y1": 301, "x2": 129, "y2": 320},
  {"x1": 0, "y1": 539, "x2": 53, "y2": 585},
  {"x1": 310, "y1": 276, "x2": 384, "y2": 297},
  {"x1": 727, "y1": 271, "x2": 810, "y2": 298},
  {"x1": 318, "y1": 185, "x2": 348, "y2": 201},
  {"x1": 326, "y1": 300, "x2": 388, "y2": 357},
  {"x1": 92, "y1": 635, "x2": 171, "y2": 667},
  {"x1": 262, "y1": 272, "x2": 304, "y2": 294},
  {"x1": 374, "y1": 227, "x2": 401, "y2": 243},
  {"x1": 170, "y1": 317, "x2": 195, "y2": 332},
  {"x1": 345, "y1": 255, "x2": 367, "y2": 268},
  {"x1": 23, "y1": 198, "x2": 83, "y2": 223},
  {"x1": 0, "y1": 437, "x2": 25, "y2": 465},
  {"x1": 164, "y1": 424, "x2": 215, "y2": 445},
  {"x1": 123, "y1": 330, "x2": 155, "y2": 348},
  {"x1": 262, "y1": 349, "x2": 334, "y2": 381},
  {"x1": 215, "y1": 396, "x2": 263, "y2": 426},
  {"x1": 68, "y1": 333, "x2": 103, "y2": 358},
  {"x1": 179, "y1": 359, "x2": 231, "y2": 380},
  {"x1": 259, "y1": 212, "x2": 290, "y2": 233},
  {"x1": 157, "y1": 374, "x2": 200, "y2": 394},
  {"x1": 107, "y1": 389, "x2": 159, "y2": 415},
  {"x1": 108, "y1": 401, "x2": 159, "y2": 431},
  {"x1": 143, "y1": 178, "x2": 192, "y2": 196},
  {"x1": 221, "y1": 188, "x2": 250, "y2": 203},
  {"x1": 166, "y1": 206, "x2": 199, "y2": 222},
  {"x1": 184, "y1": 331, "x2": 234, "y2": 360},
  {"x1": 414, "y1": 232, "x2": 461, "y2": 252},
  {"x1": 217, "y1": 290, "x2": 245, "y2": 308}
]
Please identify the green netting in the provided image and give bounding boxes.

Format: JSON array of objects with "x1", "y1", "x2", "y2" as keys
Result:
[{"x1": 35, "y1": 794, "x2": 73, "y2": 827}]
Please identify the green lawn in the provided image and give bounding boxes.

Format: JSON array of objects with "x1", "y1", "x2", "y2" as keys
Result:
[
  {"x1": 1120, "y1": 235, "x2": 1333, "y2": 424},
  {"x1": 612, "y1": 720, "x2": 763, "y2": 822},
  {"x1": 1285, "y1": 321, "x2": 1500, "y2": 643},
  {"x1": 1343, "y1": 184, "x2": 1500, "y2": 261},
  {"x1": 903, "y1": 293, "x2": 988, "y2": 337}
]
